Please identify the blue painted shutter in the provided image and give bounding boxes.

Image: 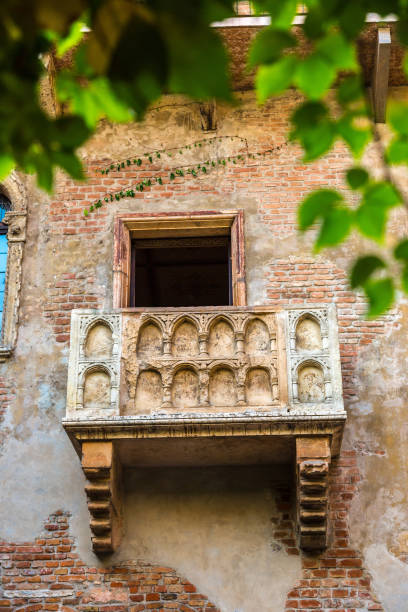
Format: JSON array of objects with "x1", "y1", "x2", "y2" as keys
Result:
[{"x1": 0, "y1": 208, "x2": 8, "y2": 327}]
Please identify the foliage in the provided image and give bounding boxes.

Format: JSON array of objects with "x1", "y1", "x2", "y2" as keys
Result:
[{"x1": 2, "y1": 1, "x2": 408, "y2": 315}]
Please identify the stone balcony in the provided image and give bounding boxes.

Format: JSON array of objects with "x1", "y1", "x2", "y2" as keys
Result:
[{"x1": 63, "y1": 305, "x2": 346, "y2": 555}]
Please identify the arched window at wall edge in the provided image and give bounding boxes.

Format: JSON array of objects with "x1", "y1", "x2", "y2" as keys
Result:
[{"x1": 0, "y1": 192, "x2": 11, "y2": 332}]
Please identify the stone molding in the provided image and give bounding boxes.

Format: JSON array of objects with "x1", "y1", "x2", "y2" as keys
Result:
[{"x1": 0, "y1": 173, "x2": 27, "y2": 358}]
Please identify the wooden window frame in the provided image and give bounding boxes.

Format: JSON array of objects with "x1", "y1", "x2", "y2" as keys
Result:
[{"x1": 113, "y1": 210, "x2": 246, "y2": 308}]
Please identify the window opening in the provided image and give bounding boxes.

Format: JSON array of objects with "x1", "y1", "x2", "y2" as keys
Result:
[
  {"x1": 130, "y1": 236, "x2": 231, "y2": 307},
  {"x1": 0, "y1": 194, "x2": 11, "y2": 326}
]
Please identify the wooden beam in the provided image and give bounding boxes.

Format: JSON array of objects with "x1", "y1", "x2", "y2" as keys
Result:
[{"x1": 372, "y1": 27, "x2": 391, "y2": 123}]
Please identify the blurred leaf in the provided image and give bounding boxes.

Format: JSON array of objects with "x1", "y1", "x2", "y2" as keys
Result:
[
  {"x1": 337, "y1": 114, "x2": 370, "y2": 157},
  {"x1": 57, "y1": 74, "x2": 133, "y2": 127},
  {"x1": 256, "y1": 56, "x2": 297, "y2": 102},
  {"x1": 346, "y1": 167, "x2": 369, "y2": 189},
  {"x1": 248, "y1": 28, "x2": 296, "y2": 68},
  {"x1": 363, "y1": 181, "x2": 401, "y2": 208},
  {"x1": 402, "y1": 264, "x2": 408, "y2": 293},
  {"x1": 0, "y1": 155, "x2": 15, "y2": 180},
  {"x1": 53, "y1": 116, "x2": 91, "y2": 148},
  {"x1": 291, "y1": 102, "x2": 336, "y2": 160},
  {"x1": 315, "y1": 206, "x2": 353, "y2": 251},
  {"x1": 337, "y1": 75, "x2": 364, "y2": 105},
  {"x1": 253, "y1": 0, "x2": 298, "y2": 28},
  {"x1": 350, "y1": 255, "x2": 386, "y2": 288},
  {"x1": 387, "y1": 137, "x2": 408, "y2": 163},
  {"x1": 365, "y1": 278, "x2": 394, "y2": 317},
  {"x1": 388, "y1": 102, "x2": 408, "y2": 136},
  {"x1": 294, "y1": 54, "x2": 336, "y2": 99},
  {"x1": 56, "y1": 19, "x2": 86, "y2": 57},
  {"x1": 52, "y1": 151, "x2": 84, "y2": 180},
  {"x1": 316, "y1": 32, "x2": 357, "y2": 70},
  {"x1": 394, "y1": 239, "x2": 408, "y2": 260},
  {"x1": 298, "y1": 189, "x2": 343, "y2": 230},
  {"x1": 356, "y1": 182, "x2": 401, "y2": 241}
]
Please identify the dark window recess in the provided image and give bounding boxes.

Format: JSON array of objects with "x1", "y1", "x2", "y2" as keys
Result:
[{"x1": 130, "y1": 236, "x2": 231, "y2": 307}]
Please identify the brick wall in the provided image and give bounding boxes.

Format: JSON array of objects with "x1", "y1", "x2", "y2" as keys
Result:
[
  {"x1": 0, "y1": 511, "x2": 219, "y2": 611},
  {"x1": 0, "y1": 452, "x2": 383, "y2": 611}
]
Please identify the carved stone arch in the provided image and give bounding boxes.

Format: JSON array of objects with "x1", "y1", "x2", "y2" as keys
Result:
[
  {"x1": 207, "y1": 316, "x2": 236, "y2": 358},
  {"x1": 204, "y1": 312, "x2": 235, "y2": 334},
  {"x1": 244, "y1": 317, "x2": 270, "y2": 355},
  {"x1": 171, "y1": 316, "x2": 200, "y2": 357},
  {"x1": 296, "y1": 359, "x2": 326, "y2": 403},
  {"x1": 171, "y1": 364, "x2": 200, "y2": 409},
  {"x1": 135, "y1": 368, "x2": 163, "y2": 410},
  {"x1": 294, "y1": 313, "x2": 323, "y2": 353},
  {"x1": 208, "y1": 363, "x2": 237, "y2": 406},
  {"x1": 245, "y1": 366, "x2": 273, "y2": 405},
  {"x1": 140, "y1": 314, "x2": 166, "y2": 334},
  {"x1": 170, "y1": 313, "x2": 200, "y2": 335},
  {"x1": 137, "y1": 318, "x2": 163, "y2": 357},
  {"x1": 0, "y1": 172, "x2": 27, "y2": 356},
  {"x1": 81, "y1": 364, "x2": 113, "y2": 411}
]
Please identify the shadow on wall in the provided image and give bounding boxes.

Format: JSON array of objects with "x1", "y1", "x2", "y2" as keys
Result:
[{"x1": 116, "y1": 465, "x2": 302, "y2": 612}]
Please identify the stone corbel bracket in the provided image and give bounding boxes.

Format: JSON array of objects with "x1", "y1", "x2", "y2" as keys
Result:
[
  {"x1": 82, "y1": 441, "x2": 122, "y2": 554},
  {"x1": 296, "y1": 437, "x2": 330, "y2": 551}
]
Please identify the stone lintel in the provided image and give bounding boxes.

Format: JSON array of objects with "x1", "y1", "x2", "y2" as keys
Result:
[{"x1": 296, "y1": 436, "x2": 331, "y2": 551}]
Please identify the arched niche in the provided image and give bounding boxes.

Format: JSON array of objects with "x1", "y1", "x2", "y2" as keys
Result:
[
  {"x1": 172, "y1": 320, "x2": 199, "y2": 357},
  {"x1": 85, "y1": 323, "x2": 113, "y2": 359},
  {"x1": 84, "y1": 370, "x2": 111, "y2": 410},
  {"x1": 295, "y1": 317, "x2": 322, "y2": 352},
  {"x1": 137, "y1": 321, "x2": 163, "y2": 358},
  {"x1": 298, "y1": 363, "x2": 325, "y2": 403},
  {"x1": 171, "y1": 368, "x2": 199, "y2": 409},
  {"x1": 208, "y1": 319, "x2": 235, "y2": 358},
  {"x1": 245, "y1": 318, "x2": 269, "y2": 354},
  {"x1": 209, "y1": 367, "x2": 237, "y2": 406},
  {"x1": 245, "y1": 368, "x2": 273, "y2": 405},
  {"x1": 135, "y1": 370, "x2": 162, "y2": 410}
]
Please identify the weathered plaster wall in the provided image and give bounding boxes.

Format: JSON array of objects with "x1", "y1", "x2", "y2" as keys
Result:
[{"x1": 0, "y1": 87, "x2": 408, "y2": 610}]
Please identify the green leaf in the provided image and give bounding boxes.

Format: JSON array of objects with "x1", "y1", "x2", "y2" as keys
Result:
[
  {"x1": 350, "y1": 255, "x2": 386, "y2": 288},
  {"x1": 294, "y1": 54, "x2": 336, "y2": 99},
  {"x1": 256, "y1": 56, "x2": 297, "y2": 102},
  {"x1": 337, "y1": 75, "x2": 363, "y2": 105},
  {"x1": 337, "y1": 114, "x2": 370, "y2": 157},
  {"x1": 291, "y1": 102, "x2": 336, "y2": 161},
  {"x1": 315, "y1": 206, "x2": 353, "y2": 251},
  {"x1": 387, "y1": 137, "x2": 408, "y2": 163},
  {"x1": 356, "y1": 202, "x2": 388, "y2": 240},
  {"x1": 355, "y1": 182, "x2": 401, "y2": 242},
  {"x1": 298, "y1": 189, "x2": 343, "y2": 230},
  {"x1": 346, "y1": 167, "x2": 369, "y2": 190},
  {"x1": 364, "y1": 278, "x2": 394, "y2": 318},
  {"x1": 364, "y1": 181, "x2": 401, "y2": 209},
  {"x1": 394, "y1": 239, "x2": 408, "y2": 260},
  {"x1": 388, "y1": 102, "x2": 408, "y2": 136},
  {"x1": 52, "y1": 152, "x2": 84, "y2": 180},
  {"x1": 0, "y1": 155, "x2": 15, "y2": 180},
  {"x1": 248, "y1": 28, "x2": 296, "y2": 68},
  {"x1": 254, "y1": 0, "x2": 298, "y2": 28},
  {"x1": 56, "y1": 19, "x2": 86, "y2": 57},
  {"x1": 402, "y1": 264, "x2": 408, "y2": 294},
  {"x1": 316, "y1": 32, "x2": 357, "y2": 71}
]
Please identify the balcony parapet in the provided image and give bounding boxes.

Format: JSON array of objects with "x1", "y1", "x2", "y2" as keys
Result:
[{"x1": 63, "y1": 305, "x2": 346, "y2": 554}]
